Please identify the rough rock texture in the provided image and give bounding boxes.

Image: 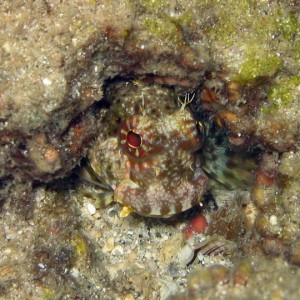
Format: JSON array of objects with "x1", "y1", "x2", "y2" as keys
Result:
[
  {"x1": 0, "y1": 0, "x2": 212, "y2": 184},
  {"x1": 0, "y1": 0, "x2": 300, "y2": 299},
  {"x1": 1, "y1": 0, "x2": 299, "y2": 181}
]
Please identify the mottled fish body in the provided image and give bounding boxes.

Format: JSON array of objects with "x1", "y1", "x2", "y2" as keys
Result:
[{"x1": 80, "y1": 80, "x2": 257, "y2": 217}]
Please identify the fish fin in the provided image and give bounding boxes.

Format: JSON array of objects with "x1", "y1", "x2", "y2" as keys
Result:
[
  {"x1": 77, "y1": 159, "x2": 113, "y2": 191},
  {"x1": 201, "y1": 120, "x2": 258, "y2": 190},
  {"x1": 119, "y1": 206, "x2": 135, "y2": 218}
]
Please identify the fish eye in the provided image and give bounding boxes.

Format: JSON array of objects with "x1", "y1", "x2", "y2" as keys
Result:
[{"x1": 127, "y1": 130, "x2": 142, "y2": 148}]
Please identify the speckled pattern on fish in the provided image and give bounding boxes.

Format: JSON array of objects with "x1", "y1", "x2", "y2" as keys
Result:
[{"x1": 84, "y1": 80, "x2": 208, "y2": 217}]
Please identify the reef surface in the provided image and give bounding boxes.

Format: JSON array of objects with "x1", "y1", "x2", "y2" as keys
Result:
[{"x1": 0, "y1": 0, "x2": 299, "y2": 299}]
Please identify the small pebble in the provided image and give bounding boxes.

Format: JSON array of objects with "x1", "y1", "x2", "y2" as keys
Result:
[
  {"x1": 269, "y1": 215, "x2": 278, "y2": 226},
  {"x1": 86, "y1": 202, "x2": 96, "y2": 215},
  {"x1": 37, "y1": 263, "x2": 46, "y2": 270},
  {"x1": 102, "y1": 237, "x2": 115, "y2": 253},
  {"x1": 112, "y1": 245, "x2": 124, "y2": 256}
]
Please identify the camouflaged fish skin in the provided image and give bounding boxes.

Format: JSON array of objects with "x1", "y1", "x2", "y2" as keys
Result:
[{"x1": 85, "y1": 80, "x2": 208, "y2": 217}]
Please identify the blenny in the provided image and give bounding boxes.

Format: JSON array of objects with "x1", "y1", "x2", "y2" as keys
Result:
[{"x1": 81, "y1": 80, "x2": 256, "y2": 217}]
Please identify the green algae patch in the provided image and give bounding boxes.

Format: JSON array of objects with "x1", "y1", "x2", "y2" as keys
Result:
[
  {"x1": 170, "y1": 11, "x2": 193, "y2": 28},
  {"x1": 210, "y1": 0, "x2": 279, "y2": 45},
  {"x1": 278, "y1": 12, "x2": 299, "y2": 41},
  {"x1": 207, "y1": 0, "x2": 298, "y2": 88},
  {"x1": 43, "y1": 288, "x2": 55, "y2": 299},
  {"x1": 261, "y1": 76, "x2": 300, "y2": 114},
  {"x1": 139, "y1": 0, "x2": 166, "y2": 11},
  {"x1": 291, "y1": 40, "x2": 300, "y2": 65},
  {"x1": 143, "y1": 17, "x2": 182, "y2": 46},
  {"x1": 210, "y1": 0, "x2": 298, "y2": 45},
  {"x1": 233, "y1": 49, "x2": 283, "y2": 85},
  {"x1": 268, "y1": 76, "x2": 300, "y2": 106},
  {"x1": 71, "y1": 233, "x2": 89, "y2": 258}
]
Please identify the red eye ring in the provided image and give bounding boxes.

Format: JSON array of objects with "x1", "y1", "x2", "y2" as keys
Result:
[
  {"x1": 127, "y1": 130, "x2": 142, "y2": 149},
  {"x1": 119, "y1": 115, "x2": 159, "y2": 158}
]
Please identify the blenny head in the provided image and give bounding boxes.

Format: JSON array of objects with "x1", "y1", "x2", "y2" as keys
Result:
[{"x1": 114, "y1": 102, "x2": 207, "y2": 217}]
